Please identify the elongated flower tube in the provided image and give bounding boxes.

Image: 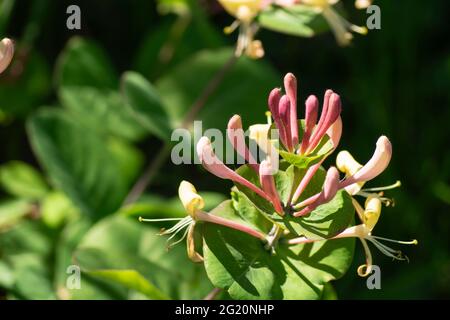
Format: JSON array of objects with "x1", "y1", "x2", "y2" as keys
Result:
[
  {"x1": 306, "y1": 92, "x2": 341, "y2": 154},
  {"x1": 300, "y1": 95, "x2": 319, "y2": 154},
  {"x1": 278, "y1": 95, "x2": 294, "y2": 152},
  {"x1": 260, "y1": 160, "x2": 284, "y2": 215},
  {"x1": 177, "y1": 181, "x2": 266, "y2": 240},
  {"x1": 288, "y1": 196, "x2": 418, "y2": 277},
  {"x1": 140, "y1": 181, "x2": 267, "y2": 262},
  {"x1": 291, "y1": 115, "x2": 342, "y2": 204},
  {"x1": 293, "y1": 166, "x2": 340, "y2": 217},
  {"x1": 197, "y1": 136, "x2": 271, "y2": 201},
  {"x1": 340, "y1": 136, "x2": 392, "y2": 189},
  {"x1": 0, "y1": 38, "x2": 14, "y2": 74},
  {"x1": 268, "y1": 88, "x2": 289, "y2": 149},
  {"x1": 227, "y1": 115, "x2": 259, "y2": 172},
  {"x1": 284, "y1": 73, "x2": 299, "y2": 147}
]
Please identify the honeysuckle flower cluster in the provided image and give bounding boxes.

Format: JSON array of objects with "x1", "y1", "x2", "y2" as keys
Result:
[
  {"x1": 142, "y1": 72, "x2": 416, "y2": 278},
  {"x1": 0, "y1": 38, "x2": 14, "y2": 74},
  {"x1": 217, "y1": 0, "x2": 371, "y2": 58}
]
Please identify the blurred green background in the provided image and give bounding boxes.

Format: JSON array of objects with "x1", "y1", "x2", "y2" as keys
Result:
[{"x1": 0, "y1": 0, "x2": 449, "y2": 299}]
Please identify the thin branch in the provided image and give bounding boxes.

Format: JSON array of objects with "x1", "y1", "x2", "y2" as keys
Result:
[
  {"x1": 122, "y1": 53, "x2": 238, "y2": 206},
  {"x1": 203, "y1": 287, "x2": 222, "y2": 300}
]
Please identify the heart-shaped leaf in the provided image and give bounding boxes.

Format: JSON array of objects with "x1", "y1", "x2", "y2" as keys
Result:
[
  {"x1": 283, "y1": 190, "x2": 354, "y2": 239},
  {"x1": 202, "y1": 222, "x2": 354, "y2": 299},
  {"x1": 59, "y1": 86, "x2": 147, "y2": 142},
  {"x1": 55, "y1": 37, "x2": 117, "y2": 89}
]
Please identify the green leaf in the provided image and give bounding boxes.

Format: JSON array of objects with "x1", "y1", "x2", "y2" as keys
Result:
[
  {"x1": 121, "y1": 72, "x2": 173, "y2": 139},
  {"x1": 203, "y1": 223, "x2": 354, "y2": 300},
  {"x1": 0, "y1": 261, "x2": 14, "y2": 289},
  {"x1": 27, "y1": 109, "x2": 130, "y2": 219},
  {"x1": 0, "y1": 161, "x2": 49, "y2": 199},
  {"x1": 231, "y1": 190, "x2": 273, "y2": 234},
  {"x1": 284, "y1": 190, "x2": 355, "y2": 239},
  {"x1": 59, "y1": 86, "x2": 147, "y2": 142},
  {"x1": 0, "y1": 52, "x2": 51, "y2": 117},
  {"x1": 232, "y1": 164, "x2": 295, "y2": 221},
  {"x1": 41, "y1": 192, "x2": 79, "y2": 229},
  {"x1": 156, "y1": 47, "x2": 280, "y2": 131},
  {"x1": 322, "y1": 282, "x2": 338, "y2": 300},
  {"x1": 0, "y1": 199, "x2": 33, "y2": 231},
  {"x1": 120, "y1": 191, "x2": 227, "y2": 219},
  {"x1": 55, "y1": 37, "x2": 117, "y2": 89},
  {"x1": 276, "y1": 121, "x2": 334, "y2": 170},
  {"x1": 107, "y1": 138, "x2": 144, "y2": 186},
  {"x1": 9, "y1": 253, "x2": 57, "y2": 299},
  {"x1": 134, "y1": 1, "x2": 224, "y2": 78},
  {"x1": 0, "y1": 220, "x2": 53, "y2": 257},
  {"x1": 73, "y1": 215, "x2": 213, "y2": 299},
  {"x1": 80, "y1": 256, "x2": 170, "y2": 300},
  {"x1": 258, "y1": 5, "x2": 328, "y2": 37}
]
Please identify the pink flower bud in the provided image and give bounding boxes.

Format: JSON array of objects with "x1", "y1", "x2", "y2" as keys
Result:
[
  {"x1": 294, "y1": 166, "x2": 340, "y2": 217},
  {"x1": 279, "y1": 95, "x2": 293, "y2": 151},
  {"x1": 268, "y1": 88, "x2": 288, "y2": 148},
  {"x1": 327, "y1": 115, "x2": 342, "y2": 149},
  {"x1": 307, "y1": 92, "x2": 341, "y2": 153},
  {"x1": 315, "y1": 89, "x2": 333, "y2": 134},
  {"x1": 227, "y1": 115, "x2": 259, "y2": 172},
  {"x1": 300, "y1": 95, "x2": 319, "y2": 153},
  {"x1": 284, "y1": 73, "x2": 299, "y2": 146},
  {"x1": 323, "y1": 166, "x2": 340, "y2": 201}
]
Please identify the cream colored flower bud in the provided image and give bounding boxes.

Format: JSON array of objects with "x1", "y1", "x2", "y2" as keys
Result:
[
  {"x1": 218, "y1": 0, "x2": 264, "y2": 23},
  {"x1": 178, "y1": 181, "x2": 204, "y2": 217},
  {"x1": 249, "y1": 124, "x2": 271, "y2": 153},
  {"x1": 364, "y1": 195, "x2": 381, "y2": 231},
  {"x1": 336, "y1": 150, "x2": 364, "y2": 194},
  {"x1": 355, "y1": 0, "x2": 372, "y2": 9},
  {"x1": 336, "y1": 150, "x2": 362, "y2": 175}
]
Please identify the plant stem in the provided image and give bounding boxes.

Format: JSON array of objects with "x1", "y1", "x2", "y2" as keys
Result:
[
  {"x1": 123, "y1": 143, "x2": 172, "y2": 205},
  {"x1": 204, "y1": 287, "x2": 222, "y2": 300},
  {"x1": 181, "y1": 54, "x2": 238, "y2": 128},
  {"x1": 122, "y1": 54, "x2": 238, "y2": 206}
]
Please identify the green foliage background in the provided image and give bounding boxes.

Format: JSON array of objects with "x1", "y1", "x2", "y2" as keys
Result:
[{"x1": 0, "y1": 0, "x2": 449, "y2": 299}]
